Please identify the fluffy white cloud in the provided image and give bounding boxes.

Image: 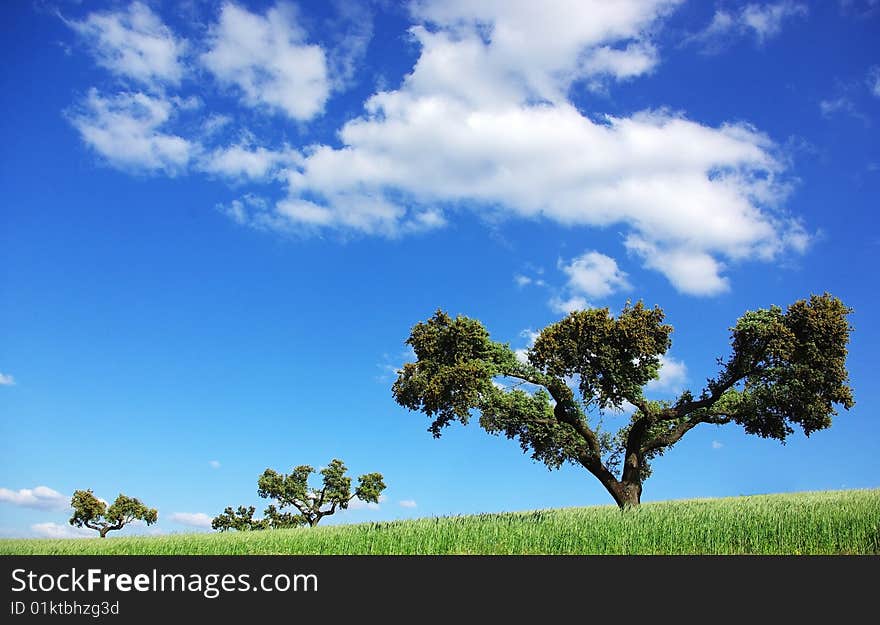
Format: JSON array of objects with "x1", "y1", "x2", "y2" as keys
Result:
[
  {"x1": 645, "y1": 354, "x2": 688, "y2": 393},
  {"x1": 266, "y1": 0, "x2": 803, "y2": 292},
  {"x1": 31, "y1": 522, "x2": 95, "y2": 539},
  {"x1": 411, "y1": 0, "x2": 680, "y2": 97},
  {"x1": 68, "y1": 1, "x2": 187, "y2": 87},
  {"x1": 549, "y1": 295, "x2": 591, "y2": 315},
  {"x1": 399, "y1": 499, "x2": 418, "y2": 508},
  {"x1": 169, "y1": 512, "x2": 214, "y2": 528},
  {"x1": 559, "y1": 251, "x2": 631, "y2": 299},
  {"x1": 62, "y1": 0, "x2": 809, "y2": 296},
  {"x1": 201, "y1": 2, "x2": 329, "y2": 120},
  {"x1": 625, "y1": 236, "x2": 731, "y2": 296},
  {"x1": 0, "y1": 372, "x2": 14, "y2": 386},
  {"x1": 199, "y1": 143, "x2": 300, "y2": 181},
  {"x1": 0, "y1": 486, "x2": 69, "y2": 511},
  {"x1": 687, "y1": 2, "x2": 808, "y2": 50},
  {"x1": 711, "y1": 440, "x2": 724, "y2": 449},
  {"x1": 69, "y1": 89, "x2": 195, "y2": 173}
]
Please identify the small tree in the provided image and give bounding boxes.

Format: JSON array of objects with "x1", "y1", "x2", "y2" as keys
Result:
[
  {"x1": 69, "y1": 490, "x2": 158, "y2": 537},
  {"x1": 212, "y1": 459, "x2": 386, "y2": 531},
  {"x1": 210, "y1": 506, "x2": 268, "y2": 532},
  {"x1": 392, "y1": 293, "x2": 854, "y2": 509}
]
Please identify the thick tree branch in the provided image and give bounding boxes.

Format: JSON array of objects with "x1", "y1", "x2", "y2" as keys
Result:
[{"x1": 504, "y1": 362, "x2": 604, "y2": 457}]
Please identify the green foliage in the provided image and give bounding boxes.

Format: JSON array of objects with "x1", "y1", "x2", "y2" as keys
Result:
[
  {"x1": 529, "y1": 302, "x2": 672, "y2": 410},
  {"x1": 213, "y1": 458, "x2": 387, "y2": 531},
  {"x1": 393, "y1": 294, "x2": 854, "y2": 508},
  {"x1": 69, "y1": 489, "x2": 158, "y2": 538},
  {"x1": 211, "y1": 506, "x2": 269, "y2": 532},
  {"x1": 14, "y1": 489, "x2": 879, "y2": 555},
  {"x1": 723, "y1": 294, "x2": 855, "y2": 440}
]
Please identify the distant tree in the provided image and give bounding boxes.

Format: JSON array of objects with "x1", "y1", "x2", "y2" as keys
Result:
[
  {"x1": 69, "y1": 490, "x2": 158, "y2": 538},
  {"x1": 392, "y1": 293, "x2": 854, "y2": 509},
  {"x1": 210, "y1": 506, "x2": 268, "y2": 532},
  {"x1": 212, "y1": 459, "x2": 386, "y2": 531}
]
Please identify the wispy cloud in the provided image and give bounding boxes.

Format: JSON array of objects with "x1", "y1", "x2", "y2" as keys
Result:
[
  {"x1": 347, "y1": 493, "x2": 387, "y2": 511},
  {"x1": 399, "y1": 499, "x2": 418, "y2": 508},
  {"x1": 711, "y1": 440, "x2": 724, "y2": 450},
  {"x1": 208, "y1": 460, "x2": 221, "y2": 469},
  {"x1": 169, "y1": 512, "x2": 214, "y2": 528},
  {"x1": 685, "y1": 2, "x2": 808, "y2": 52},
  {"x1": 820, "y1": 94, "x2": 870, "y2": 125},
  {"x1": 514, "y1": 274, "x2": 546, "y2": 288},
  {"x1": 0, "y1": 372, "x2": 14, "y2": 386},
  {"x1": 0, "y1": 486, "x2": 70, "y2": 511},
  {"x1": 31, "y1": 522, "x2": 95, "y2": 539},
  {"x1": 867, "y1": 66, "x2": 880, "y2": 98}
]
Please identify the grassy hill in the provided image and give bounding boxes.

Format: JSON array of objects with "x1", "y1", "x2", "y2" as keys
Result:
[{"x1": 2, "y1": 489, "x2": 878, "y2": 555}]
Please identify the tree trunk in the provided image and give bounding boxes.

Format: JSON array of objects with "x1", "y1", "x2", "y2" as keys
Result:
[
  {"x1": 99, "y1": 527, "x2": 110, "y2": 538},
  {"x1": 599, "y1": 479, "x2": 641, "y2": 509},
  {"x1": 617, "y1": 481, "x2": 641, "y2": 509}
]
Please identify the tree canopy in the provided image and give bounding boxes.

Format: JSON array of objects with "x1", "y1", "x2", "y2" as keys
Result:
[
  {"x1": 212, "y1": 459, "x2": 386, "y2": 530},
  {"x1": 69, "y1": 489, "x2": 158, "y2": 537},
  {"x1": 392, "y1": 293, "x2": 854, "y2": 508}
]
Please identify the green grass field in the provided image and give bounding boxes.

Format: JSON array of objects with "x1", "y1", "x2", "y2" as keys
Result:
[{"x1": 2, "y1": 489, "x2": 878, "y2": 555}]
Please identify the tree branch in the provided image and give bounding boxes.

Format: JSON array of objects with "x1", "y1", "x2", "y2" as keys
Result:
[{"x1": 503, "y1": 362, "x2": 604, "y2": 457}]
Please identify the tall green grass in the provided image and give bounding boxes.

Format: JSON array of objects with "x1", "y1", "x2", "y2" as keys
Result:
[{"x1": 2, "y1": 489, "x2": 878, "y2": 555}]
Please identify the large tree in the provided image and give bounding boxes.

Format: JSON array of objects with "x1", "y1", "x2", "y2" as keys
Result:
[
  {"x1": 212, "y1": 459, "x2": 386, "y2": 530},
  {"x1": 69, "y1": 490, "x2": 158, "y2": 538},
  {"x1": 392, "y1": 293, "x2": 854, "y2": 508}
]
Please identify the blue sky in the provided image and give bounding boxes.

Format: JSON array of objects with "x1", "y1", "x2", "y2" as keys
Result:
[{"x1": 1, "y1": 0, "x2": 878, "y2": 538}]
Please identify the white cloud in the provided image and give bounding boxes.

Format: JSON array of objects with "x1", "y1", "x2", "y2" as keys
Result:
[
  {"x1": 0, "y1": 372, "x2": 14, "y2": 386},
  {"x1": 0, "y1": 486, "x2": 69, "y2": 511},
  {"x1": 399, "y1": 499, "x2": 418, "y2": 508},
  {"x1": 820, "y1": 96, "x2": 856, "y2": 117},
  {"x1": 69, "y1": 89, "x2": 195, "y2": 173},
  {"x1": 169, "y1": 512, "x2": 214, "y2": 528},
  {"x1": 711, "y1": 440, "x2": 724, "y2": 449},
  {"x1": 201, "y1": 2, "x2": 329, "y2": 121},
  {"x1": 31, "y1": 522, "x2": 95, "y2": 539},
  {"x1": 514, "y1": 274, "x2": 546, "y2": 288},
  {"x1": 819, "y1": 95, "x2": 869, "y2": 125},
  {"x1": 645, "y1": 354, "x2": 688, "y2": 393},
  {"x1": 62, "y1": 1, "x2": 808, "y2": 295},
  {"x1": 687, "y1": 2, "x2": 808, "y2": 51},
  {"x1": 325, "y1": 0, "x2": 375, "y2": 91},
  {"x1": 347, "y1": 493, "x2": 387, "y2": 511},
  {"x1": 866, "y1": 66, "x2": 880, "y2": 98},
  {"x1": 559, "y1": 251, "x2": 631, "y2": 299},
  {"x1": 741, "y1": 2, "x2": 808, "y2": 41},
  {"x1": 67, "y1": 1, "x2": 187, "y2": 88},
  {"x1": 199, "y1": 143, "x2": 300, "y2": 181},
  {"x1": 269, "y1": 4, "x2": 803, "y2": 292},
  {"x1": 514, "y1": 329, "x2": 540, "y2": 364},
  {"x1": 201, "y1": 113, "x2": 232, "y2": 137},
  {"x1": 411, "y1": 0, "x2": 681, "y2": 98},
  {"x1": 625, "y1": 236, "x2": 730, "y2": 296},
  {"x1": 208, "y1": 460, "x2": 221, "y2": 469},
  {"x1": 549, "y1": 295, "x2": 591, "y2": 315}
]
